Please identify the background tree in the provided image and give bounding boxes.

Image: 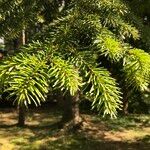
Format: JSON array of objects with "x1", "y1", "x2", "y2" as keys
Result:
[
  {"x1": 122, "y1": 0, "x2": 150, "y2": 113},
  {"x1": 0, "y1": 0, "x2": 67, "y2": 126}
]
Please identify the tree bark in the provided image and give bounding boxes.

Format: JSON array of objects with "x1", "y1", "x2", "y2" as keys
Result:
[
  {"x1": 123, "y1": 98, "x2": 129, "y2": 115},
  {"x1": 61, "y1": 91, "x2": 82, "y2": 130},
  {"x1": 122, "y1": 90, "x2": 131, "y2": 115},
  {"x1": 17, "y1": 29, "x2": 27, "y2": 127},
  {"x1": 18, "y1": 105, "x2": 26, "y2": 126},
  {"x1": 22, "y1": 29, "x2": 26, "y2": 45}
]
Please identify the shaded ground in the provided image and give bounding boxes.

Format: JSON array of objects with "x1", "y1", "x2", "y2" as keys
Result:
[{"x1": 0, "y1": 108, "x2": 149, "y2": 150}]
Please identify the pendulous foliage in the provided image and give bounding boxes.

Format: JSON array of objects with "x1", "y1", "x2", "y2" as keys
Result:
[{"x1": 0, "y1": 0, "x2": 150, "y2": 118}]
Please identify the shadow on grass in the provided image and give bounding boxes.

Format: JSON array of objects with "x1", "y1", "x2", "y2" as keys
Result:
[
  {"x1": 137, "y1": 135, "x2": 150, "y2": 144},
  {"x1": 0, "y1": 108, "x2": 150, "y2": 150},
  {"x1": 0, "y1": 122, "x2": 148, "y2": 150},
  {"x1": 91, "y1": 114, "x2": 150, "y2": 131},
  {"x1": 10, "y1": 132, "x2": 150, "y2": 150}
]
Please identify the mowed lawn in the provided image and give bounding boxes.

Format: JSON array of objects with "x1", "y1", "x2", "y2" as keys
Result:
[{"x1": 0, "y1": 107, "x2": 149, "y2": 150}]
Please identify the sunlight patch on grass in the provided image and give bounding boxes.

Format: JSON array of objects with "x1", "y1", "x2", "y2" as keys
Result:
[{"x1": 0, "y1": 108, "x2": 149, "y2": 150}]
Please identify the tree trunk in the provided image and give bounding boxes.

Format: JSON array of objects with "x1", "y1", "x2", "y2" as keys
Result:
[
  {"x1": 61, "y1": 91, "x2": 82, "y2": 130},
  {"x1": 18, "y1": 106, "x2": 26, "y2": 126},
  {"x1": 123, "y1": 98, "x2": 129, "y2": 115},
  {"x1": 122, "y1": 90, "x2": 131, "y2": 115},
  {"x1": 22, "y1": 29, "x2": 26, "y2": 45},
  {"x1": 17, "y1": 29, "x2": 27, "y2": 127}
]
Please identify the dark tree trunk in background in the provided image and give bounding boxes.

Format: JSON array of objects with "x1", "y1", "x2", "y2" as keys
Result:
[
  {"x1": 123, "y1": 98, "x2": 129, "y2": 115},
  {"x1": 61, "y1": 91, "x2": 82, "y2": 130},
  {"x1": 122, "y1": 90, "x2": 132, "y2": 115},
  {"x1": 18, "y1": 106, "x2": 26, "y2": 126},
  {"x1": 17, "y1": 29, "x2": 27, "y2": 127}
]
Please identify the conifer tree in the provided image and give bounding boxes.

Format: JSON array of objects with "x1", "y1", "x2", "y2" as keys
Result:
[{"x1": 0, "y1": 0, "x2": 150, "y2": 127}]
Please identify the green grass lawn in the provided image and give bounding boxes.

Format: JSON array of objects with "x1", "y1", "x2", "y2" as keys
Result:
[{"x1": 0, "y1": 108, "x2": 149, "y2": 150}]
